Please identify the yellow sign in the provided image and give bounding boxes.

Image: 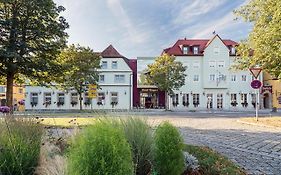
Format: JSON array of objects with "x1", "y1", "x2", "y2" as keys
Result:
[{"x1": 88, "y1": 84, "x2": 97, "y2": 98}]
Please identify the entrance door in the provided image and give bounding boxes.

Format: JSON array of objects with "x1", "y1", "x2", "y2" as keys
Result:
[
  {"x1": 217, "y1": 93, "x2": 223, "y2": 109},
  {"x1": 263, "y1": 93, "x2": 270, "y2": 109},
  {"x1": 206, "y1": 94, "x2": 213, "y2": 109}
]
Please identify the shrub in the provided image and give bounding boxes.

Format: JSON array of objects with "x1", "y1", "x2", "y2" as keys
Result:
[
  {"x1": 67, "y1": 119, "x2": 133, "y2": 175},
  {"x1": 122, "y1": 117, "x2": 153, "y2": 175},
  {"x1": 0, "y1": 118, "x2": 43, "y2": 175},
  {"x1": 154, "y1": 121, "x2": 185, "y2": 175}
]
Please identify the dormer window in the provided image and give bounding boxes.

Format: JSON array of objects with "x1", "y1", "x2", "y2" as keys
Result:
[
  {"x1": 230, "y1": 46, "x2": 236, "y2": 55},
  {"x1": 182, "y1": 46, "x2": 189, "y2": 54},
  {"x1": 193, "y1": 46, "x2": 199, "y2": 54}
]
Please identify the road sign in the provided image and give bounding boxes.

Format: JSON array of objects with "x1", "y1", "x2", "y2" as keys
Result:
[
  {"x1": 251, "y1": 80, "x2": 262, "y2": 89},
  {"x1": 88, "y1": 84, "x2": 97, "y2": 98},
  {"x1": 249, "y1": 67, "x2": 262, "y2": 79}
]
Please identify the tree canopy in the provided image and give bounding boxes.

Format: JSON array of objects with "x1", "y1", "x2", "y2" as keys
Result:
[
  {"x1": 58, "y1": 45, "x2": 101, "y2": 110},
  {"x1": 147, "y1": 54, "x2": 186, "y2": 109},
  {"x1": 234, "y1": 0, "x2": 281, "y2": 77},
  {"x1": 0, "y1": 0, "x2": 68, "y2": 108}
]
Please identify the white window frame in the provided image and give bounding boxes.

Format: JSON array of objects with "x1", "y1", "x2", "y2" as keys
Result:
[
  {"x1": 30, "y1": 93, "x2": 38, "y2": 106},
  {"x1": 110, "y1": 92, "x2": 118, "y2": 105},
  {"x1": 44, "y1": 92, "x2": 52, "y2": 106},
  {"x1": 217, "y1": 61, "x2": 224, "y2": 68},
  {"x1": 193, "y1": 75, "x2": 199, "y2": 82},
  {"x1": 99, "y1": 75, "x2": 105, "y2": 83},
  {"x1": 101, "y1": 61, "x2": 107, "y2": 69},
  {"x1": 209, "y1": 74, "x2": 215, "y2": 81},
  {"x1": 114, "y1": 74, "x2": 125, "y2": 83},
  {"x1": 192, "y1": 94, "x2": 200, "y2": 107},
  {"x1": 112, "y1": 61, "x2": 118, "y2": 69},
  {"x1": 242, "y1": 75, "x2": 247, "y2": 81},
  {"x1": 97, "y1": 92, "x2": 105, "y2": 105},
  {"x1": 231, "y1": 75, "x2": 236, "y2": 81},
  {"x1": 183, "y1": 46, "x2": 189, "y2": 54},
  {"x1": 193, "y1": 46, "x2": 199, "y2": 54}
]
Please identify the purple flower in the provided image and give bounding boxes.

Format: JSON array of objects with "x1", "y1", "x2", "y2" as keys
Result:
[
  {"x1": 18, "y1": 99, "x2": 25, "y2": 105},
  {"x1": 0, "y1": 106, "x2": 10, "y2": 113}
]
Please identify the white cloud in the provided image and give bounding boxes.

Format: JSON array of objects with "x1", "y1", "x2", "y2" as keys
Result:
[
  {"x1": 173, "y1": 0, "x2": 226, "y2": 25},
  {"x1": 106, "y1": 0, "x2": 150, "y2": 44}
]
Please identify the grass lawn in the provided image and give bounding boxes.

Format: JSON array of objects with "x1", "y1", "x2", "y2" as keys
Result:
[
  {"x1": 184, "y1": 145, "x2": 246, "y2": 175},
  {"x1": 239, "y1": 117, "x2": 281, "y2": 128}
]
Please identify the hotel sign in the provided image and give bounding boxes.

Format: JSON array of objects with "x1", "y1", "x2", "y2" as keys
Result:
[{"x1": 261, "y1": 85, "x2": 272, "y2": 93}]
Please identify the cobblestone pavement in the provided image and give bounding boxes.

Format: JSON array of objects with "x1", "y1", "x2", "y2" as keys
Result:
[{"x1": 147, "y1": 116, "x2": 281, "y2": 175}]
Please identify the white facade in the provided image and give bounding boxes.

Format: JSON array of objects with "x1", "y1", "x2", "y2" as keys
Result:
[
  {"x1": 25, "y1": 45, "x2": 133, "y2": 110},
  {"x1": 169, "y1": 36, "x2": 262, "y2": 110}
]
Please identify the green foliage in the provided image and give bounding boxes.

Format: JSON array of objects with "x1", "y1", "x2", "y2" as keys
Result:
[
  {"x1": 122, "y1": 117, "x2": 153, "y2": 175},
  {"x1": 67, "y1": 119, "x2": 133, "y2": 175},
  {"x1": 184, "y1": 145, "x2": 245, "y2": 175},
  {"x1": 147, "y1": 54, "x2": 186, "y2": 93},
  {"x1": 154, "y1": 121, "x2": 185, "y2": 175},
  {"x1": 57, "y1": 44, "x2": 101, "y2": 110},
  {"x1": 234, "y1": 0, "x2": 281, "y2": 78},
  {"x1": 0, "y1": 118, "x2": 44, "y2": 175},
  {"x1": 0, "y1": 0, "x2": 68, "y2": 107}
]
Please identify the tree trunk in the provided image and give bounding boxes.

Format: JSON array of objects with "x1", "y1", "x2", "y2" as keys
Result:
[
  {"x1": 6, "y1": 72, "x2": 14, "y2": 113},
  {"x1": 165, "y1": 91, "x2": 168, "y2": 110},
  {"x1": 79, "y1": 92, "x2": 83, "y2": 110}
]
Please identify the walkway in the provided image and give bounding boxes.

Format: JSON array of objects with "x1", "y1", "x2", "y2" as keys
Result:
[{"x1": 148, "y1": 115, "x2": 281, "y2": 175}]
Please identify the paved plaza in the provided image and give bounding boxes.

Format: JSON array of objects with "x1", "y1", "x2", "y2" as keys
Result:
[{"x1": 144, "y1": 111, "x2": 281, "y2": 175}]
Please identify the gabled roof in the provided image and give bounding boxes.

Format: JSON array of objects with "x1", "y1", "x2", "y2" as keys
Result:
[
  {"x1": 100, "y1": 44, "x2": 131, "y2": 70},
  {"x1": 101, "y1": 45, "x2": 125, "y2": 58},
  {"x1": 163, "y1": 35, "x2": 238, "y2": 56}
]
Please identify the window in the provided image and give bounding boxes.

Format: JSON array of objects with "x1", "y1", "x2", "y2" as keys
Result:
[
  {"x1": 241, "y1": 93, "x2": 248, "y2": 107},
  {"x1": 97, "y1": 92, "x2": 105, "y2": 105},
  {"x1": 57, "y1": 93, "x2": 65, "y2": 106},
  {"x1": 193, "y1": 46, "x2": 199, "y2": 54},
  {"x1": 193, "y1": 75, "x2": 199, "y2": 81},
  {"x1": 172, "y1": 94, "x2": 179, "y2": 107},
  {"x1": 218, "y1": 74, "x2": 226, "y2": 81},
  {"x1": 209, "y1": 61, "x2": 215, "y2": 68},
  {"x1": 30, "y1": 93, "x2": 38, "y2": 106},
  {"x1": 182, "y1": 46, "x2": 189, "y2": 54},
  {"x1": 0, "y1": 86, "x2": 5, "y2": 93},
  {"x1": 110, "y1": 92, "x2": 118, "y2": 106},
  {"x1": 209, "y1": 74, "x2": 215, "y2": 81},
  {"x1": 192, "y1": 94, "x2": 199, "y2": 107},
  {"x1": 101, "y1": 61, "x2": 107, "y2": 69},
  {"x1": 242, "y1": 75, "x2": 247, "y2": 81},
  {"x1": 231, "y1": 75, "x2": 236, "y2": 81},
  {"x1": 218, "y1": 61, "x2": 224, "y2": 68},
  {"x1": 182, "y1": 94, "x2": 189, "y2": 107},
  {"x1": 114, "y1": 75, "x2": 125, "y2": 83},
  {"x1": 231, "y1": 94, "x2": 237, "y2": 106},
  {"x1": 84, "y1": 93, "x2": 91, "y2": 106},
  {"x1": 193, "y1": 61, "x2": 199, "y2": 68},
  {"x1": 70, "y1": 93, "x2": 78, "y2": 106},
  {"x1": 99, "y1": 75, "x2": 105, "y2": 83},
  {"x1": 251, "y1": 94, "x2": 256, "y2": 108},
  {"x1": 217, "y1": 93, "x2": 223, "y2": 109},
  {"x1": 230, "y1": 46, "x2": 236, "y2": 55},
  {"x1": 18, "y1": 88, "x2": 23, "y2": 94},
  {"x1": 44, "y1": 93, "x2": 52, "y2": 106},
  {"x1": 112, "y1": 61, "x2": 118, "y2": 69}
]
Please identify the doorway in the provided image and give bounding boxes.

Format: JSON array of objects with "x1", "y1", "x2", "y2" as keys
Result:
[
  {"x1": 263, "y1": 93, "x2": 270, "y2": 109},
  {"x1": 206, "y1": 94, "x2": 213, "y2": 109},
  {"x1": 217, "y1": 93, "x2": 223, "y2": 109}
]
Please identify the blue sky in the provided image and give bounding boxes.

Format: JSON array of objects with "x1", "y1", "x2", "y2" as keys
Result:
[{"x1": 54, "y1": 0, "x2": 252, "y2": 58}]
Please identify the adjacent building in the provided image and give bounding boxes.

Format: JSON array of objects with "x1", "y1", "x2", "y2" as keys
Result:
[
  {"x1": 0, "y1": 85, "x2": 25, "y2": 110},
  {"x1": 136, "y1": 35, "x2": 263, "y2": 110},
  {"x1": 25, "y1": 45, "x2": 133, "y2": 110}
]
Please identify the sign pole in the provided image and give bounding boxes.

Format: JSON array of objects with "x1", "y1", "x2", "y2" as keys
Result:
[{"x1": 255, "y1": 89, "x2": 258, "y2": 121}]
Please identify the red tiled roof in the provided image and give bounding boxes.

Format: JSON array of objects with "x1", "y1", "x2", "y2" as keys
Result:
[
  {"x1": 163, "y1": 35, "x2": 238, "y2": 56},
  {"x1": 101, "y1": 45, "x2": 125, "y2": 58}
]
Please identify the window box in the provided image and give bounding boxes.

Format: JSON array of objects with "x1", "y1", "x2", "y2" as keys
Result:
[
  {"x1": 241, "y1": 102, "x2": 248, "y2": 107},
  {"x1": 57, "y1": 102, "x2": 64, "y2": 107},
  {"x1": 231, "y1": 101, "x2": 238, "y2": 107},
  {"x1": 97, "y1": 101, "x2": 103, "y2": 106},
  {"x1": 193, "y1": 102, "x2": 199, "y2": 107},
  {"x1": 252, "y1": 102, "x2": 256, "y2": 108},
  {"x1": 43, "y1": 101, "x2": 51, "y2": 107},
  {"x1": 172, "y1": 102, "x2": 179, "y2": 107},
  {"x1": 71, "y1": 101, "x2": 78, "y2": 107},
  {"x1": 111, "y1": 101, "x2": 118, "y2": 107},
  {"x1": 30, "y1": 102, "x2": 38, "y2": 107},
  {"x1": 182, "y1": 101, "x2": 189, "y2": 107},
  {"x1": 84, "y1": 101, "x2": 91, "y2": 106}
]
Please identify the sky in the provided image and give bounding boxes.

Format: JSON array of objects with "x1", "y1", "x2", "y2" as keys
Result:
[{"x1": 53, "y1": 0, "x2": 252, "y2": 58}]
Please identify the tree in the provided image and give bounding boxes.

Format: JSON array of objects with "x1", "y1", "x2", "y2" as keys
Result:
[
  {"x1": 147, "y1": 54, "x2": 186, "y2": 110},
  {"x1": 0, "y1": 0, "x2": 68, "y2": 110},
  {"x1": 233, "y1": 0, "x2": 281, "y2": 77},
  {"x1": 58, "y1": 45, "x2": 101, "y2": 110}
]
